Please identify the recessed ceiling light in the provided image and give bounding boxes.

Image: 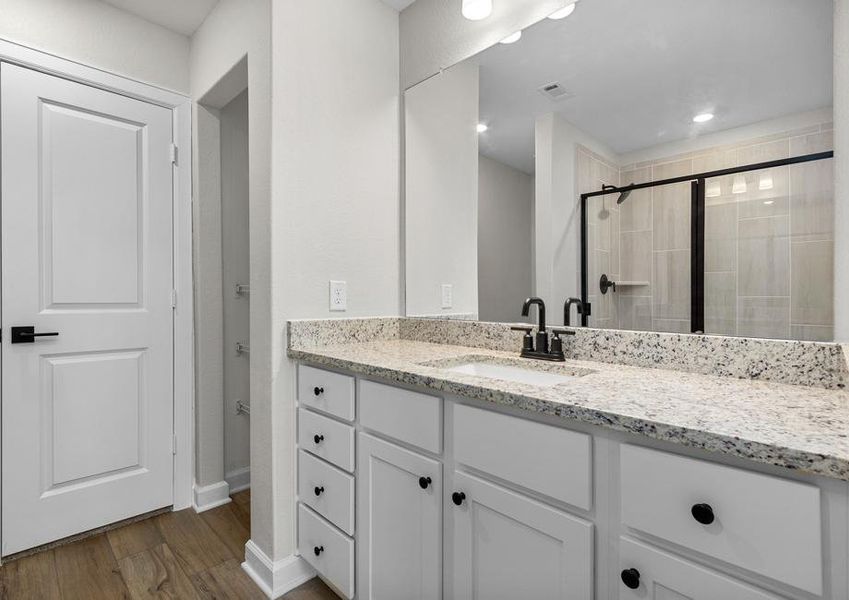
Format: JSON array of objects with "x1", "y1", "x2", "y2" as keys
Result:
[
  {"x1": 500, "y1": 31, "x2": 522, "y2": 44},
  {"x1": 462, "y1": 0, "x2": 492, "y2": 20},
  {"x1": 548, "y1": 2, "x2": 577, "y2": 19},
  {"x1": 693, "y1": 112, "x2": 714, "y2": 123},
  {"x1": 476, "y1": 123, "x2": 489, "y2": 133}
]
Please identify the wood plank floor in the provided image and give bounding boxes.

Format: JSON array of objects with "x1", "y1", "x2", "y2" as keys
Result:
[{"x1": 0, "y1": 491, "x2": 338, "y2": 600}]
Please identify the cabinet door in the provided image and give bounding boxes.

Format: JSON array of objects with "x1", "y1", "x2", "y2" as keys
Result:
[
  {"x1": 618, "y1": 538, "x2": 782, "y2": 599},
  {"x1": 358, "y1": 433, "x2": 442, "y2": 599},
  {"x1": 451, "y1": 472, "x2": 593, "y2": 600}
]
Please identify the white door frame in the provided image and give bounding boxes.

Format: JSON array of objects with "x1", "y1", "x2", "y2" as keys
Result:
[{"x1": 0, "y1": 39, "x2": 195, "y2": 522}]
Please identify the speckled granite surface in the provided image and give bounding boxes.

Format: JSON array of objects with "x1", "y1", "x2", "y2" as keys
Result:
[{"x1": 288, "y1": 334, "x2": 849, "y2": 481}]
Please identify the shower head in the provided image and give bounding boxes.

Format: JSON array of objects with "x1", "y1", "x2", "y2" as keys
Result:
[{"x1": 617, "y1": 186, "x2": 633, "y2": 204}]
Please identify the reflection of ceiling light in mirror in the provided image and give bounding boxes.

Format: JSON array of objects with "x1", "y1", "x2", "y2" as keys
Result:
[
  {"x1": 732, "y1": 174, "x2": 747, "y2": 194},
  {"x1": 758, "y1": 171, "x2": 774, "y2": 191},
  {"x1": 693, "y1": 112, "x2": 714, "y2": 123},
  {"x1": 476, "y1": 123, "x2": 489, "y2": 133},
  {"x1": 500, "y1": 31, "x2": 522, "y2": 44},
  {"x1": 705, "y1": 180, "x2": 722, "y2": 198},
  {"x1": 462, "y1": 0, "x2": 492, "y2": 20},
  {"x1": 548, "y1": 2, "x2": 577, "y2": 19},
  {"x1": 764, "y1": 200, "x2": 775, "y2": 205}
]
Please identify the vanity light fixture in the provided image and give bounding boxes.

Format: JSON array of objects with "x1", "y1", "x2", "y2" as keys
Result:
[
  {"x1": 758, "y1": 170, "x2": 774, "y2": 191},
  {"x1": 462, "y1": 0, "x2": 492, "y2": 20},
  {"x1": 732, "y1": 174, "x2": 747, "y2": 194},
  {"x1": 693, "y1": 112, "x2": 714, "y2": 123},
  {"x1": 705, "y1": 180, "x2": 722, "y2": 198},
  {"x1": 476, "y1": 123, "x2": 489, "y2": 133},
  {"x1": 548, "y1": 1, "x2": 578, "y2": 19},
  {"x1": 500, "y1": 31, "x2": 522, "y2": 44}
]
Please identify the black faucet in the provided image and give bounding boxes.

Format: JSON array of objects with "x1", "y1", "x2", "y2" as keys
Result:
[
  {"x1": 511, "y1": 297, "x2": 571, "y2": 362},
  {"x1": 564, "y1": 297, "x2": 586, "y2": 327}
]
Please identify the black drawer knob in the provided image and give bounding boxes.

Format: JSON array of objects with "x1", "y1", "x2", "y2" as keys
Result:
[
  {"x1": 313, "y1": 386, "x2": 324, "y2": 396},
  {"x1": 452, "y1": 491, "x2": 466, "y2": 506},
  {"x1": 314, "y1": 434, "x2": 325, "y2": 445},
  {"x1": 691, "y1": 503, "x2": 715, "y2": 525},
  {"x1": 419, "y1": 476, "x2": 432, "y2": 489},
  {"x1": 314, "y1": 486, "x2": 325, "y2": 497},
  {"x1": 314, "y1": 545, "x2": 324, "y2": 557},
  {"x1": 620, "y1": 568, "x2": 640, "y2": 589}
]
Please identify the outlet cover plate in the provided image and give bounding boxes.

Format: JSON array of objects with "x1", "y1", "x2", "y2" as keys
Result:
[
  {"x1": 330, "y1": 280, "x2": 347, "y2": 311},
  {"x1": 441, "y1": 284, "x2": 453, "y2": 309}
]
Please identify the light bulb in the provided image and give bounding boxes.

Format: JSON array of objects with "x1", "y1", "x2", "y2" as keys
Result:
[
  {"x1": 705, "y1": 180, "x2": 722, "y2": 198},
  {"x1": 548, "y1": 2, "x2": 577, "y2": 19},
  {"x1": 693, "y1": 112, "x2": 714, "y2": 123},
  {"x1": 732, "y1": 174, "x2": 747, "y2": 194},
  {"x1": 758, "y1": 171, "x2": 774, "y2": 191},
  {"x1": 476, "y1": 123, "x2": 488, "y2": 133},
  {"x1": 462, "y1": 0, "x2": 492, "y2": 20},
  {"x1": 500, "y1": 31, "x2": 522, "y2": 44}
]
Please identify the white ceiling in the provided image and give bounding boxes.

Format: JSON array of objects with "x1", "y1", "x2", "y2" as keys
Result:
[
  {"x1": 100, "y1": 0, "x2": 219, "y2": 36},
  {"x1": 381, "y1": 0, "x2": 417, "y2": 11},
  {"x1": 475, "y1": 0, "x2": 833, "y2": 174}
]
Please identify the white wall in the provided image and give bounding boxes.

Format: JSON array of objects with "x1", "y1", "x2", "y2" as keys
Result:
[
  {"x1": 405, "y1": 61, "x2": 479, "y2": 317},
  {"x1": 833, "y1": 0, "x2": 848, "y2": 342},
  {"x1": 221, "y1": 90, "x2": 251, "y2": 490},
  {"x1": 271, "y1": 0, "x2": 400, "y2": 560},
  {"x1": 478, "y1": 155, "x2": 534, "y2": 323},
  {"x1": 0, "y1": 0, "x2": 190, "y2": 93},
  {"x1": 191, "y1": 0, "x2": 274, "y2": 556},
  {"x1": 399, "y1": 0, "x2": 574, "y2": 89}
]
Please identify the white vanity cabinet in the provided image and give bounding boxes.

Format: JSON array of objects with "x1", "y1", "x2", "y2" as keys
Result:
[{"x1": 295, "y1": 363, "x2": 842, "y2": 600}]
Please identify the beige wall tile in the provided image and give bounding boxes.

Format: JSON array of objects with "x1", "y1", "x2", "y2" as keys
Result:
[
  {"x1": 620, "y1": 230, "x2": 652, "y2": 284},
  {"x1": 653, "y1": 249, "x2": 690, "y2": 320},
  {"x1": 652, "y1": 318, "x2": 691, "y2": 334},
  {"x1": 652, "y1": 159, "x2": 691, "y2": 251},
  {"x1": 705, "y1": 198, "x2": 737, "y2": 272},
  {"x1": 705, "y1": 271, "x2": 736, "y2": 335},
  {"x1": 618, "y1": 295, "x2": 652, "y2": 331},
  {"x1": 736, "y1": 166, "x2": 789, "y2": 220},
  {"x1": 789, "y1": 130, "x2": 833, "y2": 157},
  {"x1": 790, "y1": 159, "x2": 834, "y2": 242},
  {"x1": 738, "y1": 215, "x2": 790, "y2": 297},
  {"x1": 791, "y1": 324, "x2": 834, "y2": 342},
  {"x1": 791, "y1": 240, "x2": 834, "y2": 326},
  {"x1": 737, "y1": 138, "x2": 790, "y2": 165},
  {"x1": 738, "y1": 296, "x2": 790, "y2": 339},
  {"x1": 619, "y1": 167, "x2": 651, "y2": 233}
]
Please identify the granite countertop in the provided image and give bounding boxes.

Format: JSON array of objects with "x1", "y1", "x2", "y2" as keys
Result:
[{"x1": 289, "y1": 338, "x2": 849, "y2": 482}]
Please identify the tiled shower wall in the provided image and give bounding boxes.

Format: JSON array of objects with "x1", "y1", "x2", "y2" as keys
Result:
[{"x1": 580, "y1": 119, "x2": 835, "y2": 341}]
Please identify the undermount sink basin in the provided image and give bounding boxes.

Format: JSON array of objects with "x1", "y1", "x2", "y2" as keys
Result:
[{"x1": 423, "y1": 355, "x2": 594, "y2": 387}]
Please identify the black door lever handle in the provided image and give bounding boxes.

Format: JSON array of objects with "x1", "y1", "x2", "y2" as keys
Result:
[{"x1": 11, "y1": 326, "x2": 60, "y2": 344}]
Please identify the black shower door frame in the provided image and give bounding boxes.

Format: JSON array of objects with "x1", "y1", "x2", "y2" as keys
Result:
[{"x1": 579, "y1": 151, "x2": 833, "y2": 331}]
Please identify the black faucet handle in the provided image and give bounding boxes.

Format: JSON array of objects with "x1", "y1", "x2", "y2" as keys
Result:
[
  {"x1": 551, "y1": 327, "x2": 576, "y2": 337},
  {"x1": 510, "y1": 325, "x2": 533, "y2": 333},
  {"x1": 511, "y1": 325, "x2": 535, "y2": 352}
]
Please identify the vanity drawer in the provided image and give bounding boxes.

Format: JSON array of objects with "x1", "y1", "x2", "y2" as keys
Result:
[
  {"x1": 620, "y1": 444, "x2": 822, "y2": 595},
  {"x1": 453, "y1": 403, "x2": 592, "y2": 510},
  {"x1": 298, "y1": 450, "x2": 355, "y2": 535},
  {"x1": 298, "y1": 504, "x2": 354, "y2": 599},
  {"x1": 298, "y1": 365, "x2": 355, "y2": 422},
  {"x1": 359, "y1": 379, "x2": 442, "y2": 453},
  {"x1": 298, "y1": 408, "x2": 355, "y2": 472}
]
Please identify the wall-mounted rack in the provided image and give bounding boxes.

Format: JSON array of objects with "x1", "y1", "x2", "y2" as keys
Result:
[
  {"x1": 235, "y1": 342, "x2": 250, "y2": 356},
  {"x1": 236, "y1": 399, "x2": 251, "y2": 416},
  {"x1": 235, "y1": 283, "x2": 250, "y2": 297}
]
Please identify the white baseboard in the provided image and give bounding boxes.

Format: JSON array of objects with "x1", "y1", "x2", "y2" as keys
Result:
[
  {"x1": 225, "y1": 466, "x2": 251, "y2": 493},
  {"x1": 192, "y1": 480, "x2": 231, "y2": 513},
  {"x1": 242, "y1": 540, "x2": 315, "y2": 599}
]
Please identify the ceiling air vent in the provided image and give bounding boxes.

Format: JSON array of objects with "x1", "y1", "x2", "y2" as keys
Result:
[{"x1": 538, "y1": 82, "x2": 573, "y2": 101}]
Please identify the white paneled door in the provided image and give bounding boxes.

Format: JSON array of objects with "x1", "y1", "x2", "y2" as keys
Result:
[{"x1": 0, "y1": 63, "x2": 175, "y2": 555}]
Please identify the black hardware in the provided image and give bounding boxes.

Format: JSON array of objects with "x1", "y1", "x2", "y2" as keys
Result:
[
  {"x1": 691, "y1": 179, "x2": 706, "y2": 334},
  {"x1": 599, "y1": 274, "x2": 616, "y2": 295},
  {"x1": 419, "y1": 476, "x2": 432, "y2": 489},
  {"x1": 510, "y1": 326, "x2": 534, "y2": 353},
  {"x1": 452, "y1": 491, "x2": 466, "y2": 506},
  {"x1": 313, "y1": 386, "x2": 324, "y2": 396},
  {"x1": 314, "y1": 486, "x2": 325, "y2": 497},
  {"x1": 517, "y1": 299, "x2": 566, "y2": 362},
  {"x1": 314, "y1": 545, "x2": 324, "y2": 556},
  {"x1": 564, "y1": 298, "x2": 585, "y2": 328},
  {"x1": 11, "y1": 326, "x2": 59, "y2": 344},
  {"x1": 691, "y1": 503, "x2": 715, "y2": 525},
  {"x1": 620, "y1": 568, "x2": 640, "y2": 589},
  {"x1": 521, "y1": 297, "x2": 548, "y2": 353},
  {"x1": 313, "y1": 434, "x2": 325, "y2": 445}
]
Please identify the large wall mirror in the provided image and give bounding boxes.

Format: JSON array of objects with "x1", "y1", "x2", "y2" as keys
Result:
[{"x1": 404, "y1": 0, "x2": 835, "y2": 341}]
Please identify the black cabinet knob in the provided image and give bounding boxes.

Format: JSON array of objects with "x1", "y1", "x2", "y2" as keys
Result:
[
  {"x1": 314, "y1": 545, "x2": 324, "y2": 556},
  {"x1": 314, "y1": 486, "x2": 325, "y2": 497},
  {"x1": 313, "y1": 386, "x2": 325, "y2": 396},
  {"x1": 691, "y1": 503, "x2": 715, "y2": 525},
  {"x1": 620, "y1": 568, "x2": 640, "y2": 589},
  {"x1": 419, "y1": 476, "x2": 432, "y2": 489},
  {"x1": 313, "y1": 434, "x2": 324, "y2": 444},
  {"x1": 452, "y1": 491, "x2": 466, "y2": 506}
]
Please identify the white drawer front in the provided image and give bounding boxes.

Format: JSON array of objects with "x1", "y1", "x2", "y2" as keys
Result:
[
  {"x1": 299, "y1": 408, "x2": 355, "y2": 472},
  {"x1": 299, "y1": 504, "x2": 354, "y2": 599},
  {"x1": 618, "y1": 537, "x2": 782, "y2": 599},
  {"x1": 298, "y1": 365, "x2": 355, "y2": 422},
  {"x1": 359, "y1": 380, "x2": 442, "y2": 453},
  {"x1": 453, "y1": 403, "x2": 592, "y2": 510},
  {"x1": 299, "y1": 450, "x2": 355, "y2": 535},
  {"x1": 620, "y1": 444, "x2": 822, "y2": 595}
]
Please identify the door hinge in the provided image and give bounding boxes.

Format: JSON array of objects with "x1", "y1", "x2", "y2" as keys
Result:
[
  {"x1": 170, "y1": 289, "x2": 178, "y2": 309},
  {"x1": 169, "y1": 143, "x2": 178, "y2": 166},
  {"x1": 172, "y1": 434, "x2": 177, "y2": 455}
]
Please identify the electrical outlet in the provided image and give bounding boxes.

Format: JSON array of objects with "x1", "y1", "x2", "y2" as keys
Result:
[
  {"x1": 441, "y1": 284, "x2": 453, "y2": 309},
  {"x1": 330, "y1": 280, "x2": 347, "y2": 311}
]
